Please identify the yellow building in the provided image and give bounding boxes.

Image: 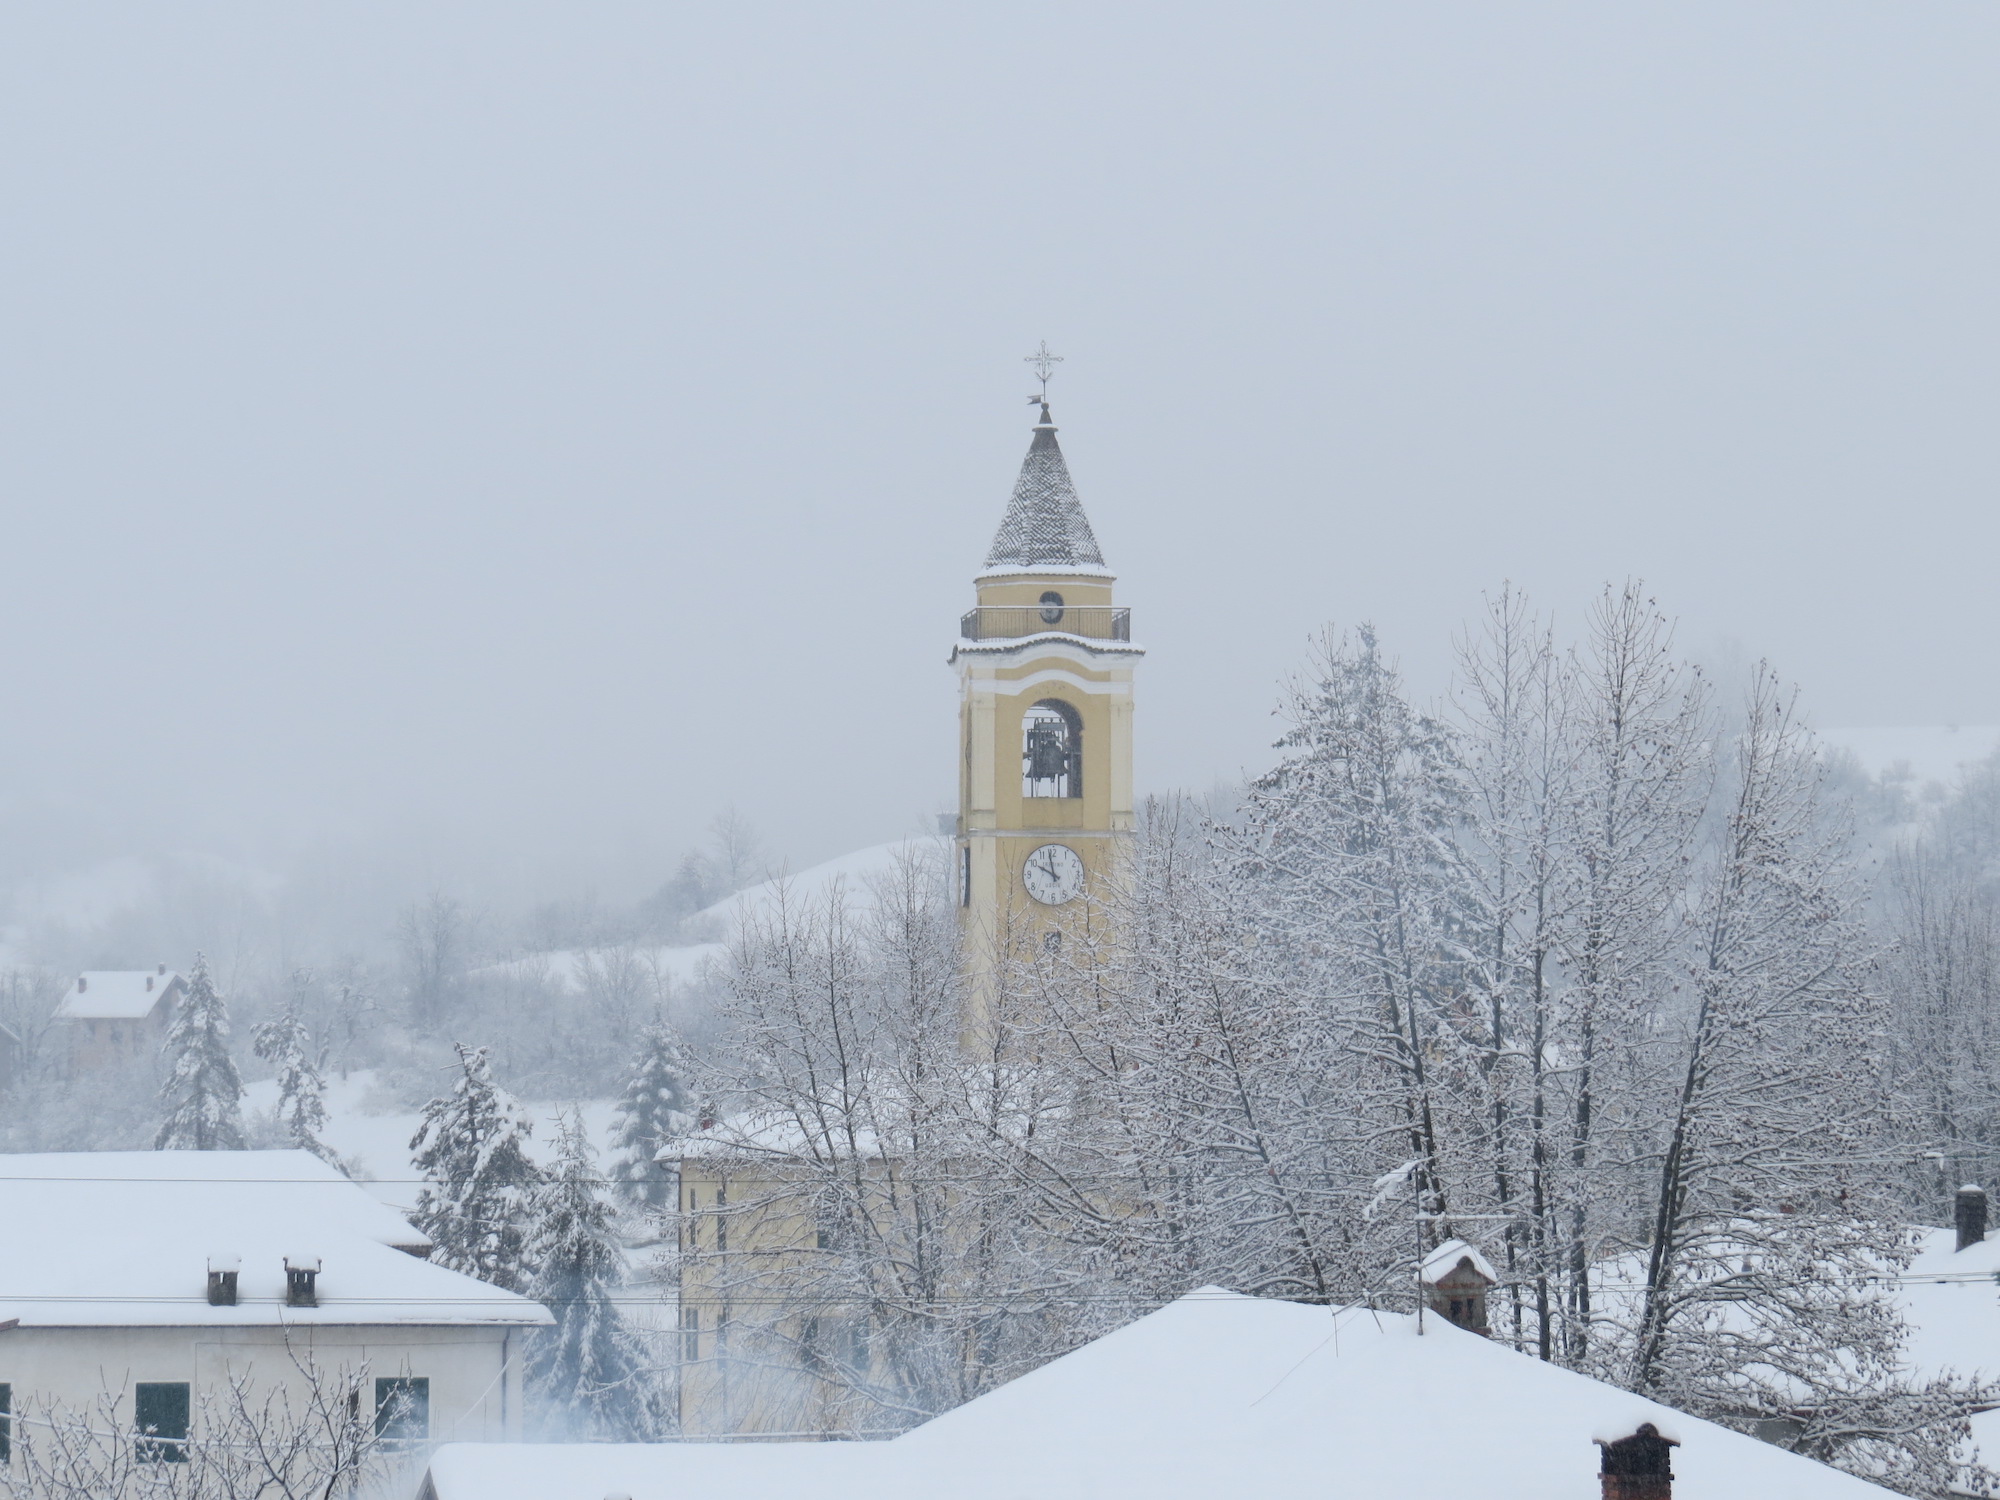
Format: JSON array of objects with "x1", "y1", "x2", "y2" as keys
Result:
[
  {"x1": 667, "y1": 398, "x2": 1141, "y2": 1436},
  {"x1": 953, "y1": 398, "x2": 1142, "y2": 1000}
]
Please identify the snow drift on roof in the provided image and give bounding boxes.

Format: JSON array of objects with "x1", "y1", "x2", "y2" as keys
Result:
[
  {"x1": 0, "y1": 1150, "x2": 549, "y2": 1329},
  {"x1": 53, "y1": 970, "x2": 182, "y2": 1021},
  {"x1": 425, "y1": 1288, "x2": 1899, "y2": 1500}
]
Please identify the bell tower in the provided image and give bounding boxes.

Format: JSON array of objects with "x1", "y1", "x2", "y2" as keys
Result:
[{"x1": 952, "y1": 365, "x2": 1141, "y2": 1000}]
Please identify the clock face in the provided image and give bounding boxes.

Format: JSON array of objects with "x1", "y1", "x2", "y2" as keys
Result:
[{"x1": 1022, "y1": 843, "x2": 1086, "y2": 905}]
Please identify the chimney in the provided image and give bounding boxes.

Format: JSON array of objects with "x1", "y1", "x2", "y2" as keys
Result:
[
  {"x1": 157, "y1": 963, "x2": 166, "y2": 976},
  {"x1": 1957, "y1": 1185, "x2": 1988, "y2": 1252},
  {"x1": 284, "y1": 1256, "x2": 321, "y2": 1308},
  {"x1": 206, "y1": 1253, "x2": 240, "y2": 1307},
  {"x1": 76, "y1": 976, "x2": 87, "y2": 993},
  {"x1": 1599, "y1": 1423, "x2": 1679, "y2": 1500},
  {"x1": 145, "y1": 975, "x2": 154, "y2": 992}
]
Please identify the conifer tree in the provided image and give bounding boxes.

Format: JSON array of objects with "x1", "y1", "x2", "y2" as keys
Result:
[
  {"x1": 253, "y1": 1009, "x2": 339, "y2": 1166},
  {"x1": 525, "y1": 1108, "x2": 662, "y2": 1438},
  {"x1": 410, "y1": 1044, "x2": 541, "y2": 1290},
  {"x1": 156, "y1": 953, "x2": 247, "y2": 1150},
  {"x1": 608, "y1": 1022, "x2": 690, "y2": 1207}
]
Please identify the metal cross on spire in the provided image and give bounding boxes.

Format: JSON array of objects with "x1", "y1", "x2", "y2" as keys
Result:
[{"x1": 1024, "y1": 341, "x2": 1064, "y2": 402}]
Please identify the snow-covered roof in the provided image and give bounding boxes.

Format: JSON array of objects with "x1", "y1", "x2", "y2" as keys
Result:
[
  {"x1": 0, "y1": 1150, "x2": 550, "y2": 1329},
  {"x1": 1420, "y1": 1236, "x2": 1499, "y2": 1285},
  {"x1": 424, "y1": 1289, "x2": 1899, "y2": 1500},
  {"x1": 1897, "y1": 1225, "x2": 2000, "y2": 1451},
  {"x1": 52, "y1": 969, "x2": 182, "y2": 1021},
  {"x1": 984, "y1": 411, "x2": 1106, "y2": 571},
  {"x1": 423, "y1": 1436, "x2": 885, "y2": 1500}
]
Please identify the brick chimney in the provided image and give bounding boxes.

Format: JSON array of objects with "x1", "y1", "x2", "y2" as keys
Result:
[
  {"x1": 1957, "y1": 1185, "x2": 1988, "y2": 1252},
  {"x1": 1599, "y1": 1423, "x2": 1678, "y2": 1500}
]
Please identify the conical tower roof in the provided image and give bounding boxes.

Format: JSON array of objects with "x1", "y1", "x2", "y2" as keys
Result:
[{"x1": 983, "y1": 405, "x2": 1106, "y2": 571}]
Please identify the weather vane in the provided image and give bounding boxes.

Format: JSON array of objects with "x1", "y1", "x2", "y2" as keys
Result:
[{"x1": 1024, "y1": 341, "x2": 1063, "y2": 404}]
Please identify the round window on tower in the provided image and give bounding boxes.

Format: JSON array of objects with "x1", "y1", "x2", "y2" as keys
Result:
[{"x1": 1038, "y1": 591, "x2": 1065, "y2": 625}]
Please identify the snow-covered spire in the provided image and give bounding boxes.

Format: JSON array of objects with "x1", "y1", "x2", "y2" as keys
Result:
[{"x1": 983, "y1": 404, "x2": 1107, "y2": 571}]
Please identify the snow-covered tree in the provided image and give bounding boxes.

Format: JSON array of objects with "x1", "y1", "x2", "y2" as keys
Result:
[
  {"x1": 156, "y1": 953, "x2": 246, "y2": 1151},
  {"x1": 1593, "y1": 671, "x2": 1991, "y2": 1493},
  {"x1": 1235, "y1": 624, "x2": 1471, "y2": 1264},
  {"x1": 253, "y1": 1009, "x2": 338, "y2": 1166},
  {"x1": 1547, "y1": 584, "x2": 1711, "y2": 1358},
  {"x1": 608, "y1": 1022, "x2": 691, "y2": 1207},
  {"x1": 525, "y1": 1108, "x2": 663, "y2": 1439},
  {"x1": 1452, "y1": 586, "x2": 1574, "y2": 1355},
  {"x1": 410, "y1": 1044, "x2": 541, "y2": 1291}
]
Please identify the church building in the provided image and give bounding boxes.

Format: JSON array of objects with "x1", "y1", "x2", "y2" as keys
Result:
[
  {"x1": 952, "y1": 395, "x2": 1142, "y2": 996},
  {"x1": 664, "y1": 385, "x2": 1143, "y2": 1436}
]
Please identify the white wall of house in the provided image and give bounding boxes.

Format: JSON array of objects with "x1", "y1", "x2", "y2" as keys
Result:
[{"x1": 0, "y1": 1322, "x2": 523, "y2": 1448}]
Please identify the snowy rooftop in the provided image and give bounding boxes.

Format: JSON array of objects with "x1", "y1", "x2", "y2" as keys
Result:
[
  {"x1": 984, "y1": 412, "x2": 1105, "y2": 571},
  {"x1": 52, "y1": 968, "x2": 182, "y2": 1021},
  {"x1": 1897, "y1": 1224, "x2": 2000, "y2": 1450},
  {"x1": 1420, "y1": 1235, "x2": 1499, "y2": 1285},
  {"x1": 423, "y1": 1288, "x2": 1898, "y2": 1500},
  {"x1": 0, "y1": 1150, "x2": 550, "y2": 1329}
]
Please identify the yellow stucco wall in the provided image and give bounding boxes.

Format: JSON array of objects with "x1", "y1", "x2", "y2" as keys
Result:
[{"x1": 954, "y1": 568, "x2": 1141, "y2": 996}]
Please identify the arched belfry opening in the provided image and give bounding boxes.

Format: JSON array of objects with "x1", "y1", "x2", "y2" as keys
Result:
[{"x1": 1022, "y1": 699, "x2": 1082, "y2": 799}]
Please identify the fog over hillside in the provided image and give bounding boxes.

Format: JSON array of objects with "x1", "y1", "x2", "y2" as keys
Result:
[{"x1": 3, "y1": 3, "x2": 1998, "y2": 923}]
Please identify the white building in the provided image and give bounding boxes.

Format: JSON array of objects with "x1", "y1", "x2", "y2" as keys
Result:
[
  {"x1": 421, "y1": 1287, "x2": 1902, "y2": 1500},
  {"x1": 0, "y1": 1150, "x2": 550, "y2": 1471},
  {"x1": 51, "y1": 967, "x2": 184, "y2": 1071}
]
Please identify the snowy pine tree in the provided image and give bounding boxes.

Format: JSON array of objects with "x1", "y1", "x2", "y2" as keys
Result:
[
  {"x1": 608, "y1": 1022, "x2": 690, "y2": 1208},
  {"x1": 253, "y1": 1009, "x2": 339, "y2": 1166},
  {"x1": 525, "y1": 1108, "x2": 662, "y2": 1439},
  {"x1": 155, "y1": 953, "x2": 246, "y2": 1151},
  {"x1": 410, "y1": 1044, "x2": 541, "y2": 1291}
]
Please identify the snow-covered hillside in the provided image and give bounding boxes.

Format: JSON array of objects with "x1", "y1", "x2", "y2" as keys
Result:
[{"x1": 1821, "y1": 725, "x2": 2000, "y2": 788}]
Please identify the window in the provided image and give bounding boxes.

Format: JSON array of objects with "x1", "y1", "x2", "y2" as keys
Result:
[
  {"x1": 135, "y1": 1381, "x2": 190, "y2": 1463},
  {"x1": 0, "y1": 1381, "x2": 11, "y2": 1463},
  {"x1": 1038, "y1": 590, "x2": 1065, "y2": 625},
  {"x1": 374, "y1": 1378, "x2": 429, "y2": 1444},
  {"x1": 1021, "y1": 700, "x2": 1082, "y2": 799},
  {"x1": 680, "y1": 1307, "x2": 700, "y2": 1364},
  {"x1": 960, "y1": 844, "x2": 972, "y2": 908}
]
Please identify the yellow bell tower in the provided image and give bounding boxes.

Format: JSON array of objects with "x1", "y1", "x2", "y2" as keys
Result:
[{"x1": 952, "y1": 377, "x2": 1141, "y2": 995}]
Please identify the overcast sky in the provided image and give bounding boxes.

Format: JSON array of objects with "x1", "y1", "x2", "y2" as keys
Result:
[{"x1": 2, "y1": 4, "x2": 1995, "y2": 902}]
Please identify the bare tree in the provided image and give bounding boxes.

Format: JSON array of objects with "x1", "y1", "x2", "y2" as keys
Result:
[{"x1": 2, "y1": 1343, "x2": 402, "y2": 1500}]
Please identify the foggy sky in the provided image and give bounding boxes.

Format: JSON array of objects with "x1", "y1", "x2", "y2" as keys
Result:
[{"x1": 3, "y1": 4, "x2": 1995, "y2": 905}]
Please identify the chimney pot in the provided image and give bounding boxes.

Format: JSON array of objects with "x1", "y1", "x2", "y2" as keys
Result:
[
  {"x1": 157, "y1": 963, "x2": 166, "y2": 976},
  {"x1": 283, "y1": 1257, "x2": 321, "y2": 1308},
  {"x1": 206, "y1": 1253, "x2": 240, "y2": 1306},
  {"x1": 1599, "y1": 1423, "x2": 1679, "y2": 1500},
  {"x1": 1957, "y1": 1185, "x2": 1988, "y2": 1252}
]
